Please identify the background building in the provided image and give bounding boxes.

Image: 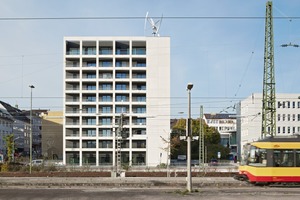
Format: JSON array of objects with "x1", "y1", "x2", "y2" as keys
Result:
[
  {"x1": 63, "y1": 36, "x2": 170, "y2": 167},
  {"x1": 204, "y1": 113, "x2": 237, "y2": 159},
  {"x1": 0, "y1": 101, "x2": 44, "y2": 160},
  {"x1": 237, "y1": 93, "x2": 300, "y2": 159},
  {"x1": 0, "y1": 102, "x2": 14, "y2": 158},
  {"x1": 41, "y1": 111, "x2": 63, "y2": 160}
]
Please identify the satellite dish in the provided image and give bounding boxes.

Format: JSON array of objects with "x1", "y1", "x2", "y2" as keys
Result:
[{"x1": 144, "y1": 12, "x2": 163, "y2": 36}]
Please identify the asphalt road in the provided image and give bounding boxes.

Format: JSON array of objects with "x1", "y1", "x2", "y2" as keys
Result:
[{"x1": 1, "y1": 187, "x2": 300, "y2": 200}]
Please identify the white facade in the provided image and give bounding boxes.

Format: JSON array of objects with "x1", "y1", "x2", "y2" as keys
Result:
[
  {"x1": 203, "y1": 113, "x2": 237, "y2": 158},
  {"x1": 238, "y1": 93, "x2": 300, "y2": 151},
  {"x1": 63, "y1": 36, "x2": 170, "y2": 167}
]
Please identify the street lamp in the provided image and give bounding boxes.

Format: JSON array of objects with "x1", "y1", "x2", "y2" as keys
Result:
[
  {"x1": 186, "y1": 83, "x2": 193, "y2": 192},
  {"x1": 29, "y1": 85, "x2": 35, "y2": 174}
]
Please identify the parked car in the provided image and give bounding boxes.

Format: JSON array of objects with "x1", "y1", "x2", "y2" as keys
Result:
[
  {"x1": 31, "y1": 159, "x2": 44, "y2": 166},
  {"x1": 209, "y1": 159, "x2": 218, "y2": 166}
]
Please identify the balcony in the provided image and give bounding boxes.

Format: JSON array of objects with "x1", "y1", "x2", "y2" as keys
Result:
[
  {"x1": 83, "y1": 47, "x2": 96, "y2": 55},
  {"x1": 132, "y1": 48, "x2": 146, "y2": 55}
]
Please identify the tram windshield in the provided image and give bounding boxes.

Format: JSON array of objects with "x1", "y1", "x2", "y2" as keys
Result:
[{"x1": 241, "y1": 144, "x2": 267, "y2": 166}]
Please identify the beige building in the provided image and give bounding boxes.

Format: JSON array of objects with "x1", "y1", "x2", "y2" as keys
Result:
[{"x1": 41, "y1": 111, "x2": 63, "y2": 160}]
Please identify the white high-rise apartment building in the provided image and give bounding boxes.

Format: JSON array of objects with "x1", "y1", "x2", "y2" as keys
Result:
[
  {"x1": 63, "y1": 36, "x2": 170, "y2": 167},
  {"x1": 237, "y1": 93, "x2": 300, "y2": 157}
]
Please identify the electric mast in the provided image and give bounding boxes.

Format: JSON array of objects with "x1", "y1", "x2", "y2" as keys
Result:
[{"x1": 262, "y1": 1, "x2": 276, "y2": 138}]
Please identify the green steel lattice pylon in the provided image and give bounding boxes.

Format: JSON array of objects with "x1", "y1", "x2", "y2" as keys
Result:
[{"x1": 261, "y1": 1, "x2": 276, "y2": 138}]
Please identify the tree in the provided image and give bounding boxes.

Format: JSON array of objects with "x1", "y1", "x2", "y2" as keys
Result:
[
  {"x1": 3, "y1": 134, "x2": 14, "y2": 163},
  {"x1": 171, "y1": 118, "x2": 230, "y2": 161}
]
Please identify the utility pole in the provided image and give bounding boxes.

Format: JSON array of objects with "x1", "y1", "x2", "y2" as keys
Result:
[
  {"x1": 262, "y1": 1, "x2": 276, "y2": 138},
  {"x1": 199, "y1": 105, "x2": 204, "y2": 171},
  {"x1": 116, "y1": 113, "x2": 124, "y2": 177},
  {"x1": 29, "y1": 85, "x2": 35, "y2": 174}
]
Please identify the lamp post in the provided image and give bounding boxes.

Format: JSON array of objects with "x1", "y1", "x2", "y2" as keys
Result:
[
  {"x1": 186, "y1": 83, "x2": 193, "y2": 192},
  {"x1": 29, "y1": 85, "x2": 35, "y2": 174}
]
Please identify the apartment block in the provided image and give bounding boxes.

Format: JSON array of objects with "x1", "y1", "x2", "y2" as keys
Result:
[{"x1": 63, "y1": 36, "x2": 170, "y2": 167}]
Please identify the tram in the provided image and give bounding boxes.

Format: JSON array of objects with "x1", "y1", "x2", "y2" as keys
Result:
[{"x1": 237, "y1": 135, "x2": 300, "y2": 183}]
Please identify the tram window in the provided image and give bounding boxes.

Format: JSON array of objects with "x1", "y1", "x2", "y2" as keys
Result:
[
  {"x1": 273, "y1": 150, "x2": 294, "y2": 167},
  {"x1": 296, "y1": 150, "x2": 300, "y2": 167},
  {"x1": 248, "y1": 148, "x2": 267, "y2": 166}
]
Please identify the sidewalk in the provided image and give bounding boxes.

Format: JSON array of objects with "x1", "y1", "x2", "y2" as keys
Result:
[{"x1": 0, "y1": 177, "x2": 248, "y2": 188}]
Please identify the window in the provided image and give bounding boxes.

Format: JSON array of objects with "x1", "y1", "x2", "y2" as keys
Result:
[
  {"x1": 115, "y1": 60, "x2": 129, "y2": 67},
  {"x1": 116, "y1": 106, "x2": 127, "y2": 113},
  {"x1": 101, "y1": 73, "x2": 112, "y2": 79},
  {"x1": 297, "y1": 150, "x2": 300, "y2": 167},
  {"x1": 248, "y1": 147, "x2": 267, "y2": 167},
  {"x1": 277, "y1": 126, "x2": 280, "y2": 134},
  {"x1": 293, "y1": 114, "x2": 296, "y2": 121},
  {"x1": 136, "y1": 96, "x2": 146, "y2": 102},
  {"x1": 132, "y1": 48, "x2": 146, "y2": 55},
  {"x1": 116, "y1": 84, "x2": 127, "y2": 90},
  {"x1": 82, "y1": 129, "x2": 96, "y2": 137},
  {"x1": 283, "y1": 127, "x2": 286, "y2": 134},
  {"x1": 136, "y1": 85, "x2": 146, "y2": 90},
  {"x1": 293, "y1": 127, "x2": 296, "y2": 134},
  {"x1": 288, "y1": 114, "x2": 291, "y2": 121},
  {"x1": 82, "y1": 140, "x2": 96, "y2": 148},
  {"x1": 136, "y1": 107, "x2": 146, "y2": 113},
  {"x1": 87, "y1": 85, "x2": 96, "y2": 90},
  {"x1": 87, "y1": 118, "x2": 96, "y2": 125},
  {"x1": 274, "y1": 150, "x2": 294, "y2": 167},
  {"x1": 86, "y1": 73, "x2": 96, "y2": 78},
  {"x1": 116, "y1": 72, "x2": 128, "y2": 78},
  {"x1": 100, "y1": 61, "x2": 112, "y2": 67},
  {"x1": 86, "y1": 62, "x2": 96, "y2": 67},
  {"x1": 99, "y1": 47, "x2": 112, "y2": 55},
  {"x1": 99, "y1": 140, "x2": 113, "y2": 148},
  {"x1": 283, "y1": 114, "x2": 286, "y2": 121},
  {"x1": 137, "y1": 118, "x2": 146, "y2": 125},
  {"x1": 83, "y1": 47, "x2": 96, "y2": 55},
  {"x1": 87, "y1": 107, "x2": 96, "y2": 113},
  {"x1": 102, "y1": 106, "x2": 111, "y2": 113},
  {"x1": 298, "y1": 102, "x2": 300, "y2": 108},
  {"x1": 288, "y1": 127, "x2": 290, "y2": 134},
  {"x1": 101, "y1": 118, "x2": 111, "y2": 125},
  {"x1": 86, "y1": 96, "x2": 96, "y2": 102},
  {"x1": 100, "y1": 84, "x2": 112, "y2": 90},
  {"x1": 293, "y1": 101, "x2": 295, "y2": 108},
  {"x1": 116, "y1": 95, "x2": 128, "y2": 102},
  {"x1": 278, "y1": 101, "x2": 281, "y2": 108},
  {"x1": 101, "y1": 95, "x2": 111, "y2": 102},
  {"x1": 298, "y1": 114, "x2": 300, "y2": 121},
  {"x1": 287, "y1": 101, "x2": 290, "y2": 108},
  {"x1": 277, "y1": 114, "x2": 281, "y2": 121},
  {"x1": 99, "y1": 129, "x2": 112, "y2": 137},
  {"x1": 132, "y1": 140, "x2": 146, "y2": 148},
  {"x1": 99, "y1": 152, "x2": 112, "y2": 165}
]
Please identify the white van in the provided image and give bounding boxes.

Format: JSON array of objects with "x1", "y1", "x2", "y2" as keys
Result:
[{"x1": 31, "y1": 159, "x2": 44, "y2": 166}]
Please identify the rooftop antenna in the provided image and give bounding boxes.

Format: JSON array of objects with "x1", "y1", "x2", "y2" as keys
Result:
[{"x1": 144, "y1": 12, "x2": 163, "y2": 36}]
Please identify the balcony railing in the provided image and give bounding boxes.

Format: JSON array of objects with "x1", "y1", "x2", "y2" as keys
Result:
[
  {"x1": 116, "y1": 49, "x2": 129, "y2": 55},
  {"x1": 132, "y1": 48, "x2": 146, "y2": 55}
]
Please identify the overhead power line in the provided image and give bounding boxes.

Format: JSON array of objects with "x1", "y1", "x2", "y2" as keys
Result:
[{"x1": 1, "y1": 16, "x2": 300, "y2": 21}]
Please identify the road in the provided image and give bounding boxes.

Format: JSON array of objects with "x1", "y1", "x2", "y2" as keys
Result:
[{"x1": 1, "y1": 187, "x2": 300, "y2": 200}]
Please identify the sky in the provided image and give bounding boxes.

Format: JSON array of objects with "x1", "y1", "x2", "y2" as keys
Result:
[{"x1": 1, "y1": 0, "x2": 300, "y2": 118}]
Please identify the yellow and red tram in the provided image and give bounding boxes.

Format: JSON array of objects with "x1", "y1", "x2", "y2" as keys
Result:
[{"x1": 238, "y1": 135, "x2": 300, "y2": 183}]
